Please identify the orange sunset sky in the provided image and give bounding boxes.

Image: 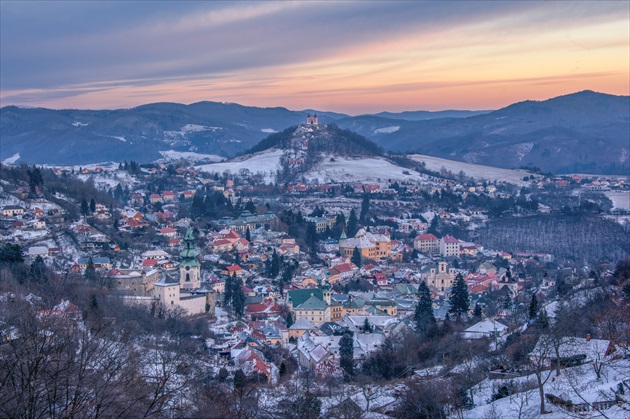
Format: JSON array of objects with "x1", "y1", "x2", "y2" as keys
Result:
[{"x1": 1, "y1": 1, "x2": 628, "y2": 114}]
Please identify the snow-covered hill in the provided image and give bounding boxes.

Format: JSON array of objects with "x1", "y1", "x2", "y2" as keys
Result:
[
  {"x1": 409, "y1": 154, "x2": 533, "y2": 185},
  {"x1": 196, "y1": 149, "x2": 284, "y2": 183},
  {"x1": 303, "y1": 156, "x2": 429, "y2": 184}
]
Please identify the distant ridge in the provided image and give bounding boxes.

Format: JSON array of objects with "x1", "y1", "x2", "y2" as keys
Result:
[
  {"x1": 334, "y1": 90, "x2": 630, "y2": 175},
  {"x1": 1, "y1": 90, "x2": 627, "y2": 174}
]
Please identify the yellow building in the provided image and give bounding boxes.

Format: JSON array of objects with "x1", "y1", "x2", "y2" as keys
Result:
[{"x1": 339, "y1": 229, "x2": 391, "y2": 261}]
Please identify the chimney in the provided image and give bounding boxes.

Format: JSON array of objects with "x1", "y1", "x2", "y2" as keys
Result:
[{"x1": 586, "y1": 334, "x2": 591, "y2": 342}]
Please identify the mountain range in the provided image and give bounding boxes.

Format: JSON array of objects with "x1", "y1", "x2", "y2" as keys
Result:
[{"x1": 1, "y1": 90, "x2": 628, "y2": 174}]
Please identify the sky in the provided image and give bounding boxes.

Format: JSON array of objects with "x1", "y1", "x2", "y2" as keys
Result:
[{"x1": 0, "y1": 1, "x2": 628, "y2": 114}]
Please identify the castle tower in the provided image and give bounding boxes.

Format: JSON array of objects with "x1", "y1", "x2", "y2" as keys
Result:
[
  {"x1": 179, "y1": 229, "x2": 200, "y2": 289},
  {"x1": 312, "y1": 113, "x2": 318, "y2": 125},
  {"x1": 306, "y1": 113, "x2": 312, "y2": 124}
]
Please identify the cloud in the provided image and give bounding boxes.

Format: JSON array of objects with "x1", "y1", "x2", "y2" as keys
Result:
[{"x1": 1, "y1": 1, "x2": 627, "y2": 111}]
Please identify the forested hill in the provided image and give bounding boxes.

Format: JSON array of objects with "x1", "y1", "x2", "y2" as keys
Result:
[{"x1": 244, "y1": 123, "x2": 383, "y2": 157}]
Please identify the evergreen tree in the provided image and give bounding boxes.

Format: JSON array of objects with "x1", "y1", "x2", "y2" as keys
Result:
[
  {"x1": 360, "y1": 195, "x2": 370, "y2": 222},
  {"x1": 245, "y1": 227, "x2": 251, "y2": 242},
  {"x1": 414, "y1": 281, "x2": 436, "y2": 336},
  {"x1": 339, "y1": 332, "x2": 354, "y2": 379},
  {"x1": 191, "y1": 194, "x2": 204, "y2": 218},
  {"x1": 29, "y1": 256, "x2": 48, "y2": 284},
  {"x1": 89, "y1": 198, "x2": 96, "y2": 214},
  {"x1": 244, "y1": 200, "x2": 256, "y2": 214},
  {"x1": 270, "y1": 250, "x2": 280, "y2": 277},
  {"x1": 448, "y1": 273, "x2": 470, "y2": 320},
  {"x1": 80, "y1": 198, "x2": 89, "y2": 216},
  {"x1": 224, "y1": 274, "x2": 233, "y2": 307},
  {"x1": 0, "y1": 243, "x2": 24, "y2": 265},
  {"x1": 351, "y1": 246, "x2": 362, "y2": 268},
  {"x1": 347, "y1": 209, "x2": 358, "y2": 237},
  {"x1": 114, "y1": 184, "x2": 123, "y2": 201},
  {"x1": 363, "y1": 317, "x2": 372, "y2": 333},
  {"x1": 473, "y1": 302, "x2": 483, "y2": 318},
  {"x1": 203, "y1": 195, "x2": 215, "y2": 217},
  {"x1": 232, "y1": 279, "x2": 246, "y2": 317},
  {"x1": 427, "y1": 214, "x2": 439, "y2": 235},
  {"x1": 286, "y1": 311, "x2": 294, "y2": 328},
  {"x1": 537, "y1": 308, "x2": 550, "y2": 329},
  {"x1": 233, "y1": 369, "x2": 246, "y2": 390},
  {"x1": 305, "y1": 222, "x2": 318, "y2": 251},
  {"x1": 528, "y1": 294, "x2": 539, "y2": 321},
  {"x1": 84, "y1": 257, "x2": 97, "y2": 281}
]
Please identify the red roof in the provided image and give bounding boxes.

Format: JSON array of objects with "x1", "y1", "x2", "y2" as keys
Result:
[
  {"x1": 226, "y1": 265, "x2": 242, "y2": 272},
  {"x1": 415, "y1": 233, "x2": 438, "y2": 241},
  {"x1": 442, "y1": 235, "x2": 459, "y2": 243},
  {"x1": 224, "y1": 230, "x2": 240, "y2": 239},
  {"x1": 142, "y1": 259, "x2": 158, "y2": 267},
  {"x1": 160, "y1": 227, "x2": 176, "y2": 233}
]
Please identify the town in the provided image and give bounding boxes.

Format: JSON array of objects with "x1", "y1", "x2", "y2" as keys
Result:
[{"x1": 1, "y1": 119, "x2": 629, "y2": 418}]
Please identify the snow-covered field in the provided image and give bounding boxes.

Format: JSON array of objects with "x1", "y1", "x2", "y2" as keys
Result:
[
  {"x1": 304, "y1": 156, "x2": 429, "y2": 183},
  {"x1": 605, "y1": 190, "x2": 630, "y2": 210},
  {"x1": 158, "y1": 150, "x2": 224, "y2": 163},
  {"x1": 196, "y1": 149, "x2": 284, "y2": 183},
  {"x1": 409, "y1": 154, "x2": 532, "y2": 185}
]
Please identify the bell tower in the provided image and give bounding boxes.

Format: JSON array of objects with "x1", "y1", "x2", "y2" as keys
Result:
[{"x1": 179, "y1": 229, "x2": 200, "y2": 289}]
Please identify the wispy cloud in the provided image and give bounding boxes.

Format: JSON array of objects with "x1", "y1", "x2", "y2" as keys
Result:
[{"x1": 1, "y1": 1, "x2": 627, "y2": 112}]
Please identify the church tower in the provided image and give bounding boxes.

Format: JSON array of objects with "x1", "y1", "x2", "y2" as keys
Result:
[{"x1": 180, "y1": 229, "x2": 200, "y2": 289}]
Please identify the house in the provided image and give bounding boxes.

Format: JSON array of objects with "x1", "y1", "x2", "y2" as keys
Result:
[
  {"x1": 223, "y1": 264, "x2": 243, "y2": 277},
  {"x1": 339, "y1": 228, "x2": 391, "y2": 261},
  {"x1": 413, "y1": 233, "x2": 439, "y2": 254},
  {"x1": 159, "y1": 227, "x2": 177, "y2": 238},
  {"x1": 2, "y1": 205, "x2": 25, "y2": 217},
  {"x1": 27, "y1": 246, "x2": 49, "y2": 259},
  {"x1": 459, "y1": 319, "x2": 508, "y2": 339},
  {"x1": 77, "y1": 257, "x2": 111, "y2": 270},
  {"x1": 289, "y1": 317, "x2": 318, "y2": 339},
  {"x1": 439, "y1": 235, "x2": 460, "y2": 257},
  {"x1": 373, "y1": 272, "x2": 388, "y2": 286},
  {"x1": 245, "y1": 300, "x2": 283, "y2": 321},
  {"x1": 293, "y1": 294, "x2": 330, "y2": 327},
  {"x1": 161, "y1": 190, "x2": 176, "y2": 202},
  {"x1": 149, "y1": 194, "x2": 163, "y2": 204},
  {"x1": 142, "y1": 249, "x2": 170, "y2": 260},
  {"x1": 233, "y1": 346, "x2": 278, "y2": 383}
]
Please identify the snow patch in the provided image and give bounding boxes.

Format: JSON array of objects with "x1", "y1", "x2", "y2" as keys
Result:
[
  {"x1": 409, "y1": 154, "x2": 532, "y2": 186},
  {"x1": 165, "y1": 124, "x2": 221, "y2": 138},
  {"x1": 196, "y1": 149, "x2": 284, "y2": 183},
  {"x1": 374, "y1": 126, "x2": 400, "y2": 134},
  {"x1": 261, "y1": 128, "x2": 277, "y2": 134},
  {"x1": 304, "y1": 156, "x2": 428, "y2": 183},
  {"x1": 2, "y1": 153, "x2": 20, "y2": 165},
  {"x1": 71, "y1": 121, "x2": 90, "y2": 127},
  {"x1": 513, "y1": 142, "x2": 534, "y2": 161},
  {"x1": 605, "y1": 190, "x2": 630, "y2": 210},
  {"x1": 158, "y1": 150, "x2": 224, "y2": 163},
  {"x1": 111, "y1": 136, "x2": 126, "y2": 142}
]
